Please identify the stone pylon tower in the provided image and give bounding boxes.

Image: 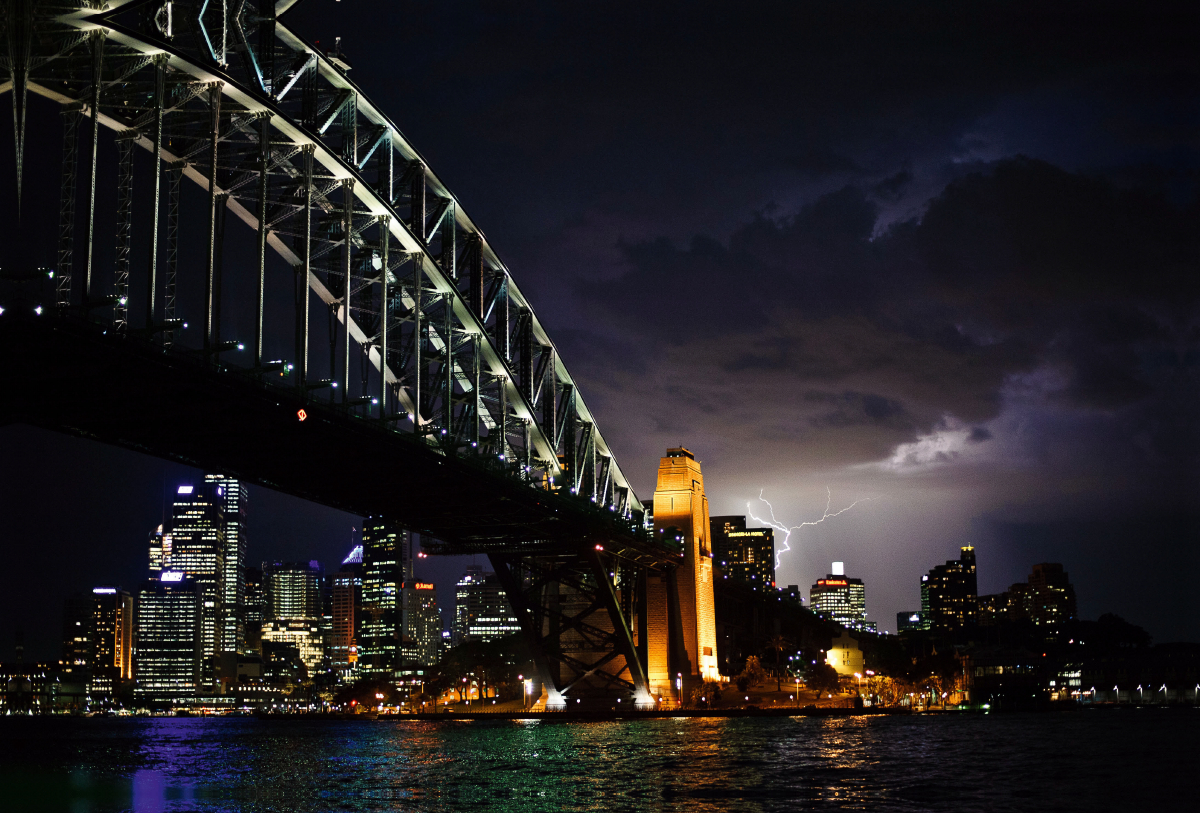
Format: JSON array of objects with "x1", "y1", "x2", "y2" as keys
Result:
[{"x1": 647, "y1": 448, "x2": 720, "y2": 701}]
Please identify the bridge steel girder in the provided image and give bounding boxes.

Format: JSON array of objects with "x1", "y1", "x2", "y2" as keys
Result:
[
  {"x1": 490, "y1": 550, "x2": 654, "y2": 707},
  {"x1": 0, "y1": 0, "x2": 641, "y2": 528}
]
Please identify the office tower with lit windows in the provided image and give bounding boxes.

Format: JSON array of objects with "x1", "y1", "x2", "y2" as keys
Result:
[
  {"x1": 135, "y1": 572, "x2": 202, "y2": 699},
  {"x1": 148, "y1": 524, "x2": 169, "y2": 575},
  {"x1": 923, "y1": 545, "x2": 978, "y2": 635},
  {"x1": 330, "y1": 571, "x2": 359, "y2": 674},
  {"x1": 263, "y1": 561, "x2": 322, "y2": 621},
  {"x1": 328, "y1": 544, "x2": 364, "y2": 674},
  {"x1": 710, "y1": 516, "x2": 775, "y2": 587},
  {"x1": 359, "y1": 517, "x2": 407, "y2": 675},
  {"x1": 205, "y1": 474, "x2": 248, "y2": 655},
  {"x1": 809, "y1": 562, "x2": 872, "y2": 631},
  {"x1": 242, "y1": 565, "x2": 265, "y2": 654},
  {"x1": 404, "y1": 580, "x2": 443, "y2": 666},
  {"x1": 88, "y1": 587, "x2": 134, "y2": 704},
  {"x1": 60, "y1": 592, "x2": 92, "y2": 680},
  {"x1": 453, "y1": 567, "x2": 520, "y2": 644},
  {"x1": 164, "y1": 482, "x2": 226, "y2": 690}
]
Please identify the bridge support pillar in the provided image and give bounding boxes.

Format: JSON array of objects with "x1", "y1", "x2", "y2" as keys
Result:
[{"x1": 651, "y1": 447, "x2": 721, "y2": 702}]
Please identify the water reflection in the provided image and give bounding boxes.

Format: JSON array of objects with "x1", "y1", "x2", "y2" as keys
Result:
[{"x1": 0, "y1": 713, "x2": 1193, "y2": 811}]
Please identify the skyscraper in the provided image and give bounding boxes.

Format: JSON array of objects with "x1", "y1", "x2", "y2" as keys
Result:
[
  {"x1": 88, "y1": 587, "x2": 134, "y2": 704},
  {"x1": 809, "y1": 562, "x2": 872, "y2": 631},
  {"x1": 135, "y1": 572, "x2": 202, "y2": 700},
  {"x1": 205, "y1": 474, "x2": 248, "y2": 656},
  {"x1": 404, "y1": 580, "x2": 443, "y2": 666},
  {"x1": 329, "y1": 544, "x2": 364, "y2": 675},
  {"x1": 453, "y1": 567, "x2": 520, "y2": 645},
  {"x1": 359, "y1": 517, "x2": 406, "y2": 675},
  {"x1": 263, "y1": 561, "x2": 322, "y2": 621},
  {"x1": 242, "y1": 565, "x2": 265, "y2": 654},
  {"x1": 924, "y1": 546, "x2": 978, "y2": 635},
  {"x1": 709, "y1": 516, "x2": 775, "y2": 587},
  {"x1": 60, "y1": 592, "x2": 92, "y2": 680},
  {"x1": 163, "y1": 483, "x2": 226, "y2": 690},
  {"x1": 148, "y1": 524, "x2": 169, "y2": 575}
]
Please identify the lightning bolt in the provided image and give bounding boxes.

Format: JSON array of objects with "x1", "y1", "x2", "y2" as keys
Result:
[{"x1": 748, "y1": 487, "x2": 873, "y2": 570}]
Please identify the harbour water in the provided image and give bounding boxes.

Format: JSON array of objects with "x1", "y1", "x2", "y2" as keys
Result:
[{"x1": 2, "y1": 710, "x2": 1194, "y2": 812}]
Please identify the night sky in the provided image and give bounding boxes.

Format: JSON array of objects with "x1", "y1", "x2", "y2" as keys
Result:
[{"x1": 2, "y1": 0, "x2": 1197, "y2": 660}]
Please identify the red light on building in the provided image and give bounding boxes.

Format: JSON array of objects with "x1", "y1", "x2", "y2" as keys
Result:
[
  {"x1": 413, "y1": 582, "x2": 435, "y2": 591},
  {"x1": 297, "y1": 409, "x2": 308, "y2": 421},
  {"x1": 819, "y1": 579, "x2": 848, "y2": 587}
]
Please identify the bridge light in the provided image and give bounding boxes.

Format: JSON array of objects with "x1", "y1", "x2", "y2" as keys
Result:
[
  {"x1": 119, "y1": 296, "x2": 127, "y2": 306},
  {"x1": 331, "y1": 381, "x2": 338, "y2": 388},
  {"x1": 47, "y1": 270, "x2": 54, "y2": 278},
  {"x1": 237, "y1": 343, "x2": 244, "y2": 351},
  {"x1": 34, "y1": 306, "x2": 42, "y2": 315},
  {"x1": 297, "y1": 409, "x2": 308, "y2": 421},
  {"x1": 0, "y1": 307, "x2": 5, "y2": 315},
  {"x1": 182, "y1": 322, "x2": 188, "y2": 329},
  {"x1": 595, "y1": 544, "x2": 603, "y2": 551},
  {"x1": 371, "y1": 398, "x2": 379, "y2": 405}
]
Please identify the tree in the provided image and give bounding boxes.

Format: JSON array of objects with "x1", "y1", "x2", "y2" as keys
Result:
[
  {"x1": 806, "y1": 661, "x2": 840, "y2": 695},
  {"x1": 766, "y1": 634, "x2": 790, "y2": 691},
  {"x1": 737, "y1": 655, "x2": 768, "y2": 692}
]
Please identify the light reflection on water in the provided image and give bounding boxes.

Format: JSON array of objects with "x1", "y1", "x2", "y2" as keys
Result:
[{"x1": 0, "y1": 712, "x2": 1194, "y2": 811}]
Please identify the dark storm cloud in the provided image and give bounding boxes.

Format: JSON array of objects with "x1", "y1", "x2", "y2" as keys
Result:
[{"x1": 571, "y1": 158, "x2": 1197, "y2": 490}]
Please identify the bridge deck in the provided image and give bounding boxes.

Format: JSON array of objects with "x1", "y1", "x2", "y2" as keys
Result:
[{"x1": 0, "y1": 314, "x2": 681, "y2": 568}]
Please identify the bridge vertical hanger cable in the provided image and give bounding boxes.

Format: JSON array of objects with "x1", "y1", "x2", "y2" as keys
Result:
[
  {"x1": 145, "y1": 55, "x2": 166, "y2": 329},
  {"x1": 412, "y1": 255, "x2": 423, "y2": 432},
  {"x1": 9, "y1": 0, "x2": 33, "y2": 215},
  {"x1": 341, "y1": 178, "x2": 353, "y2": 401},
  {"x1": 56, "y1": 108, "x2": 79, "y2": 309},
  {"x1": 297, "y1": 144, "x2": 313, "y2": 388},
  {"x1": 84, "y1": 30, "x2": 104, "y2": 304},
  {"x1": 164, "y1": 161, "x2": 182, "y2": 348},
  {"x1": 205, "y1": 83, "x2": 222, "y2": 354},
  {"x1": 114, "y1": 134, "x2": 134, "y2": 330},
  {"x1": 378, "y1": 215, "x2": 389, "y2": 415},
  {"x1": 254, "y1": 112, "x2": 269, "y2": 367}
]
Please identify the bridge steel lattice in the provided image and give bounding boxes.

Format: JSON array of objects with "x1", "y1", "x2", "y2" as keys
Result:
[{"x1": 0, "y1": 0, "x2": 684, "y2": 706}]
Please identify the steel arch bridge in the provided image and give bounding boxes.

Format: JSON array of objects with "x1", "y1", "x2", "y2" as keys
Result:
[{"x1": 0, "y1": 0, "x2": 684, "y2": 706}]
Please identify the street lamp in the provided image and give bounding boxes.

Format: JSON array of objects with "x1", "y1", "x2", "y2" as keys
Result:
[
  {"x1": 676, "y1": 673, "x2": 682, "y2": 708},
  {"x1": 795, "y1": 678, "x2": 801, "y2": 710}
]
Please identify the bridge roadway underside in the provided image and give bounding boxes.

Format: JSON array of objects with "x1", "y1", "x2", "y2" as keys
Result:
[{"x1": 0, "y1": 314, "x2": 664, "y2": 564}]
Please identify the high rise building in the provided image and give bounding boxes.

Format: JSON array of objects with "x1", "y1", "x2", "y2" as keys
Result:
[
  {"x1": 984, "y1": 563, "x2": 1078, "y2": 630},
  {"x1": 330, "y1": 571, "x2": 359, "y2": 674},
  {"x1": 260, "y1": 619, "x2": 324, "y2": 673},
  {"x1": 923, "y1": 546, "x2": 978, "y2": 634},
  {"x1": 896, "y1": 611, "x2": 929, "y2": 633},
  {"x1": 453, "y1": 567, "x2": 520, "y2": 644},
  {"x1": 205, "y1": 474, "x2": 248, "y2": 656},
  {"x1": 709, "y1": 516, "x2": 775, "y2": 587},
  {"x1": 60, "y1": 592, "x2": 92, "y2": 680},
  {"x1": 263, "y1": 561, "x2": 322, "y2": 621},
  {"x1": 148, "y1": 524, "x2": 169, "y2": 575},
  {"x1": 329, "y1": 544, "x2": 364, "y2": 675},
  {"x1": 809, "y1": 562, "x2": 872, "y2": 631},
  {"x1": 404, "y1": 580, "x2": 443, "y2": 666},
  {"x1": 163, "y1": 482, "x2": 226, "y2": 690},
  {"x1": 359, "y1": 517, "x2": 406, "y2": 675},
  {"x1": 88, "y1": 587, "x2": 134, "y2": 704},
  {"x1": 242, "y1": 565, "x2": 265, "y2": 654},
  {"x1": 135, "y1": 572, "x2": 202, "y2": 699}
]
